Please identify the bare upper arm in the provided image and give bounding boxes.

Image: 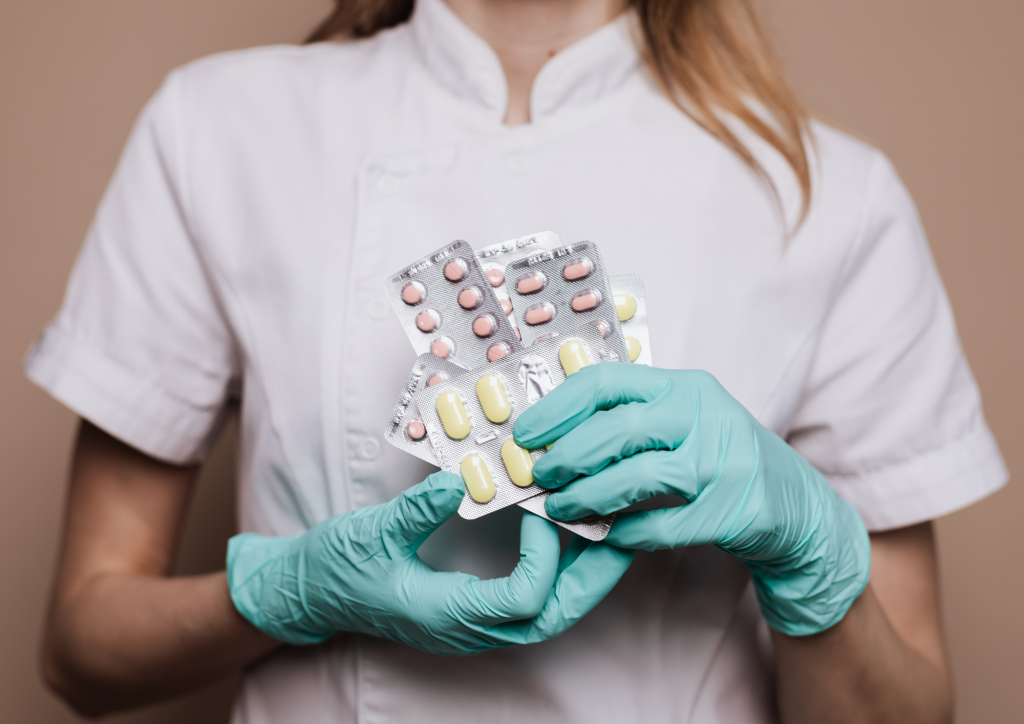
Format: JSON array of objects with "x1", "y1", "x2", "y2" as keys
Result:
[
  {"x1": 51, "y1": 419, "x2": 199, "y2": 613},
  {"x1": 869, "y1": 522, "x2": 950, "y2": 677}
]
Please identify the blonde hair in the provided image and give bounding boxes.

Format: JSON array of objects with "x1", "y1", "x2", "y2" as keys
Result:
[{"x1": 308, "y1": 0, "x2": 811, "y2": 217}]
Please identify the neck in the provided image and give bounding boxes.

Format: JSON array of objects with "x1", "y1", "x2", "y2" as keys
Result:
[{"x1": 443, "y1": 0, "x2": 627, "y2": 125}]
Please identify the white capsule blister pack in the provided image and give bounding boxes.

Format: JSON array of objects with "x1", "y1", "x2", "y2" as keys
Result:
[
  {"x1": 475, "y1": 231, "x2": 560, "y2": 337},
  {"x1": 384, "y1": 354, "x2": 468, "y2": 465},
  {"x1": 413, "y1": 323, "x2": 617, "y2": 540},
  {"x1": 386, "y1": 240, "x2": 522, "y2": 368},
  {"x1": 506, "y1": 241, "x2": 629, "y2": 362},
  {"x1": 610, "y1": 274, "x2": 653, "y2": 366}
]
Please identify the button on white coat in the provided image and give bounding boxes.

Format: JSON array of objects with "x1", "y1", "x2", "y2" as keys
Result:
[
  {"x1": 367, "y1": 297, "x2": 389, "y2": 319},
  {"x1": 506, "y1": 152, "x2": 530, "y2": 174},
  {"x1": 376, "y1": 174, "x2": 398, "y2": 195},
  {"x1": 358, "y1": 436, "x2": 381, "y2": 460}
]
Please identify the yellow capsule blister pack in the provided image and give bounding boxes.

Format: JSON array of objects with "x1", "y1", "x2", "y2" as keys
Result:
[
  {"x1": 384, "y1": 354, "x2": 469, "y2": 466},
  {"x1": 413, "y1": 323, "x2": 618, "y2": 541},
  {"x1": 610, "y1": 274, "x2": 653, "y2": 366}
]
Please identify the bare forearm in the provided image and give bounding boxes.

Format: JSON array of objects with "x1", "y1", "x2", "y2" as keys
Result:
[
  {"x1": 771, "y1": 585, "x2": 951, "y2": 724},
  {"x1": 45, "y1": 570, "x2": 279, "y2": 716}
]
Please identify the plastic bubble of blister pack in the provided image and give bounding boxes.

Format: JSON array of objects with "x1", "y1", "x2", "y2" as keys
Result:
[
  {"x1": 609, "y1": 273, "x2": 653, "y2": 366},
  {"x1": 506, "y1": 241, "x2": 629, "y2": 362},
  {"x1": 413, "y1": 322, "x2": 619, "y2": 541},
  {"x1": 475, "y1": 231, "x2": 560, "y2": 338},
  {"x1": 385, "y1": 240, "x2": 523, "y2": 368},
  {"x1": 384, "y1": 354, "x2": 469, "y2": 465}
]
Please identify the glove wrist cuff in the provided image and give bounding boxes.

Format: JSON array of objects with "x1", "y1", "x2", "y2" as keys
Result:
[
  {"x1": 747, "y1": 499, "x2": 871, "y2": 637},
  {"x1": 226, "y1": 532, "x2": 333, "y2": 646}
]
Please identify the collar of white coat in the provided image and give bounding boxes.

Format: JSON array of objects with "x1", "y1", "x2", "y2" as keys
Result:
[{"x1": 411, "y1": 0, "x2": 642, "y2": 124}]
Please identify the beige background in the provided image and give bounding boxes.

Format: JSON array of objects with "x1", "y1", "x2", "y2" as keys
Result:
[{"x1": 1, "y1": 0, "x2": 1020, "y2": 721}]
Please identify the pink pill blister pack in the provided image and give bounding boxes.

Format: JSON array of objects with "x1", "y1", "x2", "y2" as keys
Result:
[
  {"x1": 385, "y1": 240, "x2": 523, "y2": 368},
  {"x1": 412, "y1": 322, "x2": 617, "y2": 540},
  {"x1": 475, "y1": 231, "x2": 560, "y2": 337},
  {"x1": 506, "y1": 240, "x2": 629, "y2": 362},
  {"x1": 384, "y1": 354, "x2": 468, "y2": 465}
]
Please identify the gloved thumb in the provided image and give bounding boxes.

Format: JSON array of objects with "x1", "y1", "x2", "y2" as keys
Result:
[{"x1": 386, "y1": 471, "x2": 465, "y2": 551}]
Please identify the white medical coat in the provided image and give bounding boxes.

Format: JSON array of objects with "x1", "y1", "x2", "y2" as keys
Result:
[{"x1": 26, "y1": 0, "x2": 1007, "y2": 721}]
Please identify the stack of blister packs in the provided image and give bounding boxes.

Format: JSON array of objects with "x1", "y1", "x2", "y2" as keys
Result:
[{"x1": 383, "y1": 232, "x2": 652, "y2": 541}]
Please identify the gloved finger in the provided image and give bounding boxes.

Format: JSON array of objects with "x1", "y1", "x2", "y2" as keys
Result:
[
  {"x1": 531, "y1": 384, "x2": 693, "y2": 487},
  {"x1": 527, "y1": 541, "x2": 635, "y2": 641},
  {"x1": 487, "y1": 540, "x2": 635, "y2": 644},
  {"x1": 514, "y1": 363, "x2": 667, "y2": 449},
  {"x1": 603, "y1": 504, "x2": 728, "y2": 551},
  {"x1": 385, "y1": 471, "x2": 466, "y2": 551},
  {"x1": 557, "y1": 533, "x2": 589, "y2": 574},
  {"x1": 543, "y1": 449, "x2": 684, "y2": 520},
  {"x1": 455, "y1": 512, "x2": 561, "y2": 624}
]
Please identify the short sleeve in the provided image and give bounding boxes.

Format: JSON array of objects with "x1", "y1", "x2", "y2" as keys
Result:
[
  {"x1": 787, "y1": 154, "x2": 1007, "y2": 531},
  {"x1": 24, "y1": 72, "x2": 239, "y2": 465}
]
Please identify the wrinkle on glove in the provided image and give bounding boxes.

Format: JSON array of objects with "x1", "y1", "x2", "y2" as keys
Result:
[
  {"x1": 514, "y1": 364, "x2": 870, "y2": 637},
  {"x1": 227, "y1": 471, "x2": 634, "y2": 653}
]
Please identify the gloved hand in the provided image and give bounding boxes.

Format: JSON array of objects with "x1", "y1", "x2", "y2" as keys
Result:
[
  {"x1": 513, "y1": 364, "x2": 870, "y2": 636},
  {"x1": 227, "y1": 471, "x2": 634, "y2": 653}
]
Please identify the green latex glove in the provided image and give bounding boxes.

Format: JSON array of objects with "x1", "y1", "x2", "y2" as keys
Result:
[
  {"x1": 513, "y1": 364, "x2": 870, "y2": 636},
  {"x1": 227, "y1": 471, "x2": 634, "y2": 653}
]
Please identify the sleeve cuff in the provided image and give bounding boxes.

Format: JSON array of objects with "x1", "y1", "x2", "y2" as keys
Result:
[
  {"x1": 826, "y1": 422, "x2": 1008, "y2": 531},
  {"x1": 23, "y1": 321, "x2": 224, "y2": 465}
]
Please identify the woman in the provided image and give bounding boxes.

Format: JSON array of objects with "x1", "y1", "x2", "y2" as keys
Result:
[{"x1": 28, "y1": 0, "x2": 1006, "y2": 721}]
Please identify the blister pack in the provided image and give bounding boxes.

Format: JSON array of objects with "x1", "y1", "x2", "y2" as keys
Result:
[
  {"x1": 505, "y1": 241, "x2": 629, "y2": 361},
  {"x1": 384, "y1": 354, "x2": 468, "y2": 465},
  {"x1": 475, "y1": 231, "x2": 560, "y2": 336},
  {"x1": 610, "y1": 274, "x2": 653, "y2": 366},
  {"x1": 386, "y1": 240, "x2": 522, "y2": 368},
  {"x1": 412, "y1": 323, "x2": 619, "y2": 527},
  {"x1": 383, "y1": 353, "x2": 611, "y2": 539},
  {"x1": 516, "y1": 490, "x2": 613, "y2": 542}
]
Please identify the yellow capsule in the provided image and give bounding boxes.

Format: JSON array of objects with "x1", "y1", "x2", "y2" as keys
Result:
[
  {"x1": 435, "y1": 390, "x2": 471, "y2": 440},
  {"x1": 625, "y1": 336, "x2": 641, "y2": 362},
  {"x1": 559, "y1": 340, "x2": 591, "y2": 376},
  {"x1": 475, "y1": 374, "x2": 511, "y2": 424},
  {"x1": 501, "y1": 439, "x2": 534, "y2": 487},
  {"x1": 461, "y1": 454, "x2": 496, "y2": 503},
  {"x1": 614, "y1": 294, "x2": 637, "y2": 322}
]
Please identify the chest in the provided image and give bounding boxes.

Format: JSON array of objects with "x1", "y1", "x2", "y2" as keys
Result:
[{"x1": 201, "y1": 107, "x2": 854, "y2": 518}]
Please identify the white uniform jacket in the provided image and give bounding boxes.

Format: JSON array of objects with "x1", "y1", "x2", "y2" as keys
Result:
[{"x1": 26, "y1": 0, "x2": 1006, "y2": 721}]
